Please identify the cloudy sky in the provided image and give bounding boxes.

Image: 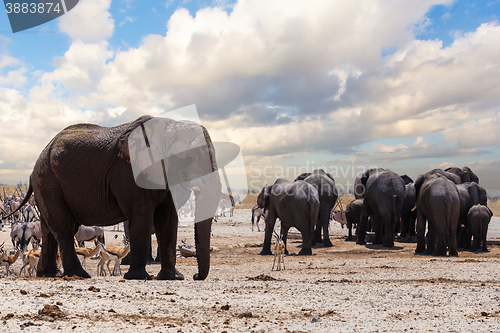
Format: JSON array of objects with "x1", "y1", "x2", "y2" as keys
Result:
[{"x1": 0, "y1": 0, "x2": 499, "y2": 193}]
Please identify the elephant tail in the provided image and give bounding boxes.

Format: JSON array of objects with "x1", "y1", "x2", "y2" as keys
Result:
[
  {"x1": 3, "y1": 181, "x2": 33, "y2": 220},
  {"x1": 310, "y1": 201, "x2": 319, "y2": 237}
]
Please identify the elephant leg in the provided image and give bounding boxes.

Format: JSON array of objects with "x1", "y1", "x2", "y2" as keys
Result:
[
  {"x1": 464, "y1": 225, "x2": 472, "y2": 250},
  {"x1": 123, "y1": 213, "x2": 154, "y2": 280},
  {"x1": 356, "y1": 204, "x2": 370, "y2": 245},
  {"x1": 409, "y1": 214, "x2": 416, "y2": 236},
  {"x1": 281, "y1": 227, "x2": 290, "y2": 255},
  {"x1": 383, "y1": 219, "x2": 395, "y2": 248},
  {"x1": 320, "y1": 209, "x2": 333, "y2": 247},
  {"x1": 297, "y1": 220, "x2": 313, "y2": 256},
  {"x1": 482, "y1": 224, "x2": 488, "y2": 252},
  {"x1": 470, "y1": 223, "x2": 478, "y2": 251},
  {"x1": 154, "y1": 203, "x2": 184, "y2": 280},
  {"x1": 313, "y1": 216, "x2": 322, "y2": 244},
  {"x1": 346, "y1": 217, "x2": 353, "y2": 241},
  {"x1": 373, "y1": 212, "x2": 384, "y2": 245},
  {"x1": 431, "y1": 220, "x2": 447, "y2": 256},
  {"x1": 401, "y1": 213, "x2": 408, "y2": 237},
  {"x1": 260, "y1": 210, "x2": 277, "y2": 255},
  {"x1": 37, "y1": 217, "x2": 60, "y2": 277},
  {"x1": 415, "y1": 209, "x2": 426, "y2": 254}
]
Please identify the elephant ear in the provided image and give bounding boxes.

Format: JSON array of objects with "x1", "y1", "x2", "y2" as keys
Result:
[
  {"x1": 257, "y1": 184, "x2": 271, "y2": 209},
  {"x1": 326, "y1": 173, "x2": 336, "y2": 182},
  {"x1": 294, "y1": 173, "x2": 311, "y2": 182},
  {"x1": 468, "y1": 183, "x2": 480, "y2": 206},
  {"x1": 486, "y1": 206, "x2": 494, "y2": 218},
  {"x1": 413, "y1": 174, "x2": 425, "y2": 200},
  {"x1": 263, "y1": 184, "x2": 272, "y2": 209},
  {"x1": 117, "y1": 115, "x2": 153, "y2": 163},
  {"x1": 463, "y1": 166, "x2": 479, "y2": 184},
  {"x1": 360, "y1": 169, "x2": 372, "y2": 187}
]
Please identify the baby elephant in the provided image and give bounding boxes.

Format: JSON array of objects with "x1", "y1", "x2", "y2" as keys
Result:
[
  {"x1": 345, "y1": 199, "x2": 363, "y2": 241},
  {"x1": 468, "y1": 204, "x2": 494, "y2": 252}
]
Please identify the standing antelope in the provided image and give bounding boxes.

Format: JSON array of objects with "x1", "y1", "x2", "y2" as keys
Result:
[
  {"x1": 97, "y1": 249, "x2": 119, "y2": 276},
  {"x1": 1, "y1": 248, "x2": 20, "y2": 276},
  {"x1": 75, "y1": 242, "x2": 104, "y2": 271},
  {"x1": 103, "y1": 239, "x2": 130, "y2": 276},
  {"x1": 272, "y1": 231, "x2": 285, "y2": 271},
  {"x1": 251, "y1": 205, "x2": 266, "y2": 232}
]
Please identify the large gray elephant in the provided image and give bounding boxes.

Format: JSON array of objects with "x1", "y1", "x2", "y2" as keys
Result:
[
  {"x1": 258, "y1": 179, "x2": 320, "y2": 255},
  {"x1": 5, "y1": 116, "x2": 221, "y2": 280},
  {"x1": 444, "y1": 166, "x2": 479, "y2": 184},
  {"x1": 356, "y1": 168, "x2": 405, "y2": 248},
  {"x1": 455, "y1": 182, "x2": 487, "y2": 248},
  {"x1": 468, "y1": 204, "x2": 493, "y2": 252},
  {"x1": 414, "y1": 171, "x2": 460, "y2": 256},
  {"x1": 294, "y1": 169, "x2": 338, "y2": 247}
]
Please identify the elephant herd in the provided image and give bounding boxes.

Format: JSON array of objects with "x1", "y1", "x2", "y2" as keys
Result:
[
  {"x1": 1, "y1": 116, "x2": 494, "y2": 283},
  {"x1": 257, "y1": 166, "x2": 493, "y2": 257}
]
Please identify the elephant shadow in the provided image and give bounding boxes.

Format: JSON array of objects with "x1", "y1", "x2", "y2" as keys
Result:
[{"x1": 362, "y1": 244, "x2": 405, "y2": 251}]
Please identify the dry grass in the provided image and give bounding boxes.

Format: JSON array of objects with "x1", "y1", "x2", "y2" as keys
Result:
[
  {"x1": 0, "y1": 184, "x2": 27, "y2": 197},
  {"x1": 488, "y1": 198, "x2": 500, "y2": 217}
]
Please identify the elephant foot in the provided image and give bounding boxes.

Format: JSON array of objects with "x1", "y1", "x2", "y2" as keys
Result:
[
  {"x1": 372, "y1": 239, "x2": 383, "y2": 245},
  {"x1": 124, "y1": 268, "x2": 152, "y2": 280},
  {"x1": 298, "y1": 248, "x2": 312, "y2": 256},
  {"x1": 356, "y1": 239, "x2": 366, "y2": 245},
  {"x1": 383, "y1": 240, "x2": 394, "y2": 248},
  {"x1": 157, "y1": 268, "x2": 184, "y2": 280},
  {"x1": 448, "y1": 249, "x2": 458, "y2": 257},
  {"x1": 193, "y1": 273, "x2": 208, "y2": 280},
  {"x1": 311, "y1": 239, "x2": 316, "y2": 246},
  {"x1": 63, "y1": 267, "x2": 91, "y2": 279},
  {"x1": 322, "y1": 240, "x2": 333, "y2": 247},
  {"x1": 470, "y1": 247, "x2": 477, "y2": 252},
  {"x1": 345, "y1": 237, "x2": 352, "y2": 242},
  {"x1": 314, "y1": 237, "x2": 323, "y2": 244},
  {"x1": 36, "y1": 268, "x2": 63, "y2": 278},
  {"x1": 432, "y1": 248, "x2": 447, "y2": 256},
  {"x1": 260, "y1": 248, "x2": 273, "y2": 255},
  {"x1": 482, "y1": 248, "x2": 489, "y2": 252},
  {"x1": 414, "y1": 246, "x2": 425, "y2": 254}
]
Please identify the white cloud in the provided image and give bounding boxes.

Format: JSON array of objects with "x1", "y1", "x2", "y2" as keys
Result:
[
  {"x1": 4, "y1": 0, "x2": 500, "y2": 186},
  {"x1": 59, "y1": 0, "x2": 115, "y2": 42}
]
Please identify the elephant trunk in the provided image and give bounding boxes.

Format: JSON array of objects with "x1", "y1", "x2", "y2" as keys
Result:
[
  {"x1": 192, "y1": 172, "x2": 221, "y2": 280},
  {"x1": 193, "y1": 218, "x2": 212, "y2": 280}
]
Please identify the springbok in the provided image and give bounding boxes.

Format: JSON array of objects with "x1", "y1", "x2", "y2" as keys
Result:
[
  {"x1": 102, "y1": 239, "x2": 130, "y2": 276},
  {"x1": 272, "y1": 231, "x2": 285, "y2": 271},
  {"x1": 75, "y1": 242, "x2": 104, "y2": 271},
  {"x1": 1, "y1": 248, "x2": 20, "y2": 276}
]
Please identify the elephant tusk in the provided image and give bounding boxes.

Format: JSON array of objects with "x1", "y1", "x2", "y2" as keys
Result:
[{"x1": 411, "y1": 206, "x2": 417, "y2": 212}]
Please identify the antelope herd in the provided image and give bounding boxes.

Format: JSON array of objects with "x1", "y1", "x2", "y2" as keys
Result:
[{"x1": 0, "y1": 185, "x2": 244, "y2": 278}]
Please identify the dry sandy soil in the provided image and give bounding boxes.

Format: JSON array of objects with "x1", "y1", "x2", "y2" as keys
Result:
[{"x1": 1, "y1": 210, "x2": 500, "y2": 332}]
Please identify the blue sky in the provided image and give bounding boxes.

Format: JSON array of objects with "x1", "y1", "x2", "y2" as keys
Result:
[{"x1": 0, "y1": 0, "x2": 500, "y2": 192}]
